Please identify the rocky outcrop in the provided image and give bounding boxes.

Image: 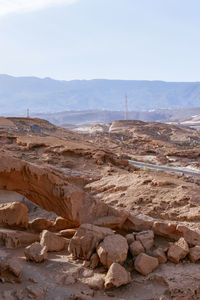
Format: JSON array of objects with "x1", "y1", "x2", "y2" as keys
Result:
[
  {"x1": 0, "y1": 154, "x2": 129, "y2": 229},
  {"x1": 0, "y1": 202, "x2": 28, "y2": 229}
]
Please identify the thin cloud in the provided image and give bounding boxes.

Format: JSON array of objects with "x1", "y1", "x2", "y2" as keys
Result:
[{"x1": 0, "y1": 0, "x2": 78, "y2": 16}]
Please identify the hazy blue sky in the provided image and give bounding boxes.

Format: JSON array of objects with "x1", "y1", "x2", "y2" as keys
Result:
[{"x1": 0, "y1": 0, "x2": 200, "y2": 81}]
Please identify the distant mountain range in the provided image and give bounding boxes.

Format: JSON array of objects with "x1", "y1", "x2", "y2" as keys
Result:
[{"x1": 1, "y1": 74, "x2": 200, "y2": 115}]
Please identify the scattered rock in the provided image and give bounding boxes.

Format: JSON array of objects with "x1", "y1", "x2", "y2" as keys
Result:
[
  {"x1": 28, "y1": 218, "x2": 53, "y2": 233},
  {"x1": 153, "y1": 248, "x2": 167, "y2": 264},
  {"x1": 129, "y1": 240, "x2": 145, "y2": 257},
  {"x1": 84, "y1": 273, "x2": 105, "y2": 290},
  {"x1": 136, "y1": 230, "x2": 154, "y2": 251},
  {"x1": 50, "y1": 217, "x2": 76, "y2": 232},
  {"x1": 153, "y1": 221, "x2": 179, "y2": 240},
  {"x1": 40, "y1": 230, "x2": 67, "y2": 252},
  {"x1": 125, "y1": 233, "x2": 135, "y2": 245},
  {"x1": 104, "y1": 263, "x2": 131, "y2": 289},
  {"x1": 176, "y1": 225, "x2": 200, "y2": 246},
  {"x1": 0, "y1": 202, "x2": 28, "y2": 229},
  {"x1": 134, "y1": 253, "x2": 159, "y2": 276},
  {"x1": 168, "y1": 238, "x2": 189, "y2": 263},
  {"x1": 123, "y1": 213, "x2": 154, "y2": 232},
  {"x1": 69, "y1": 224, "x2": 113, "y2": 260},
  {"x1": 26, "y1": 285, "x2": 46, "y2": 299},
  {"x1": 24, "y1": 242, "x2": 48, "y2": 263},
  {"x1": 89, "y1": 253, "x2": 99, "y2": 269},
  {"x1": 59, "y1": 228, "x2": 77, "y2": 238},
  {"x1": 97, "y1": 234, "x2": 128, "y2": 268},
  {"x1": 0, "y1": 228, "x2": 39, "y2": 248},
  {"x1": 189, "y1": 245, "x2": 200, "y2": 263},
  {"x1": 0, "y1": 256, "x2": 22, "y2": 283}
]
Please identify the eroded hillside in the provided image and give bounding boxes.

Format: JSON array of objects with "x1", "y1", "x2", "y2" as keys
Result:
[{"x1": 1, "y1": 117, "x2": 200, "y2": 299}]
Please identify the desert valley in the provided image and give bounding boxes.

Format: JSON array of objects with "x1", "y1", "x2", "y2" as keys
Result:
[{"x1": 1, "y1": 116, "x2": 200, "y2": 299}]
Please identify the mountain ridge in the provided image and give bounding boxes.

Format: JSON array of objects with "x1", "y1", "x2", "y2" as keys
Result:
[{"x1": 1, "y1": 74, "x2": 200, "y2": 114}]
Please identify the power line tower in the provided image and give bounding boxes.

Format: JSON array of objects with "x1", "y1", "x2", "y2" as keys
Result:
[
  {"x1": 27, "y1": 108, "x2": 30, "y2": 118},
  {"x1": 124, "y1": 94, "x2": 128, "y2": 120}
]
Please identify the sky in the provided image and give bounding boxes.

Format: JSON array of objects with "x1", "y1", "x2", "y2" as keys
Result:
[{"x1": 0, "y1": 0, "x2": 200, "y2": 82}]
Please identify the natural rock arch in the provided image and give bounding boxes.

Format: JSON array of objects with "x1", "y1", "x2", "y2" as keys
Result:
[{"x1": 0, "y1": 154, "x2": 125, "y2": 228}]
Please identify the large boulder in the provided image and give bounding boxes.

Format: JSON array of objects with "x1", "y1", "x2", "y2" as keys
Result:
[
  {"x1": 0, "y1": 202, "x2": 28, "y2": 229},
  {"x1": 134, "y1": 253, "x2": 159, "y2": 276},
  {"x1": 97, "y1": 234, "x2": 128, "y2": 268},
  {"x1": 68, "y1": 224, "x2": 113, "y2": 260},
  {"x1": 40, "y1": 230, "x2": 67, "y2": 252},
  {"x1": 104, "y1": 263, "x2": 131, "y2": 289},
  {"x1": 168, "y1": 238, "x2": 189, "y2": 263},
  {"x1": 24, "y1": 242, "x2": 48, "y2": 263}
]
